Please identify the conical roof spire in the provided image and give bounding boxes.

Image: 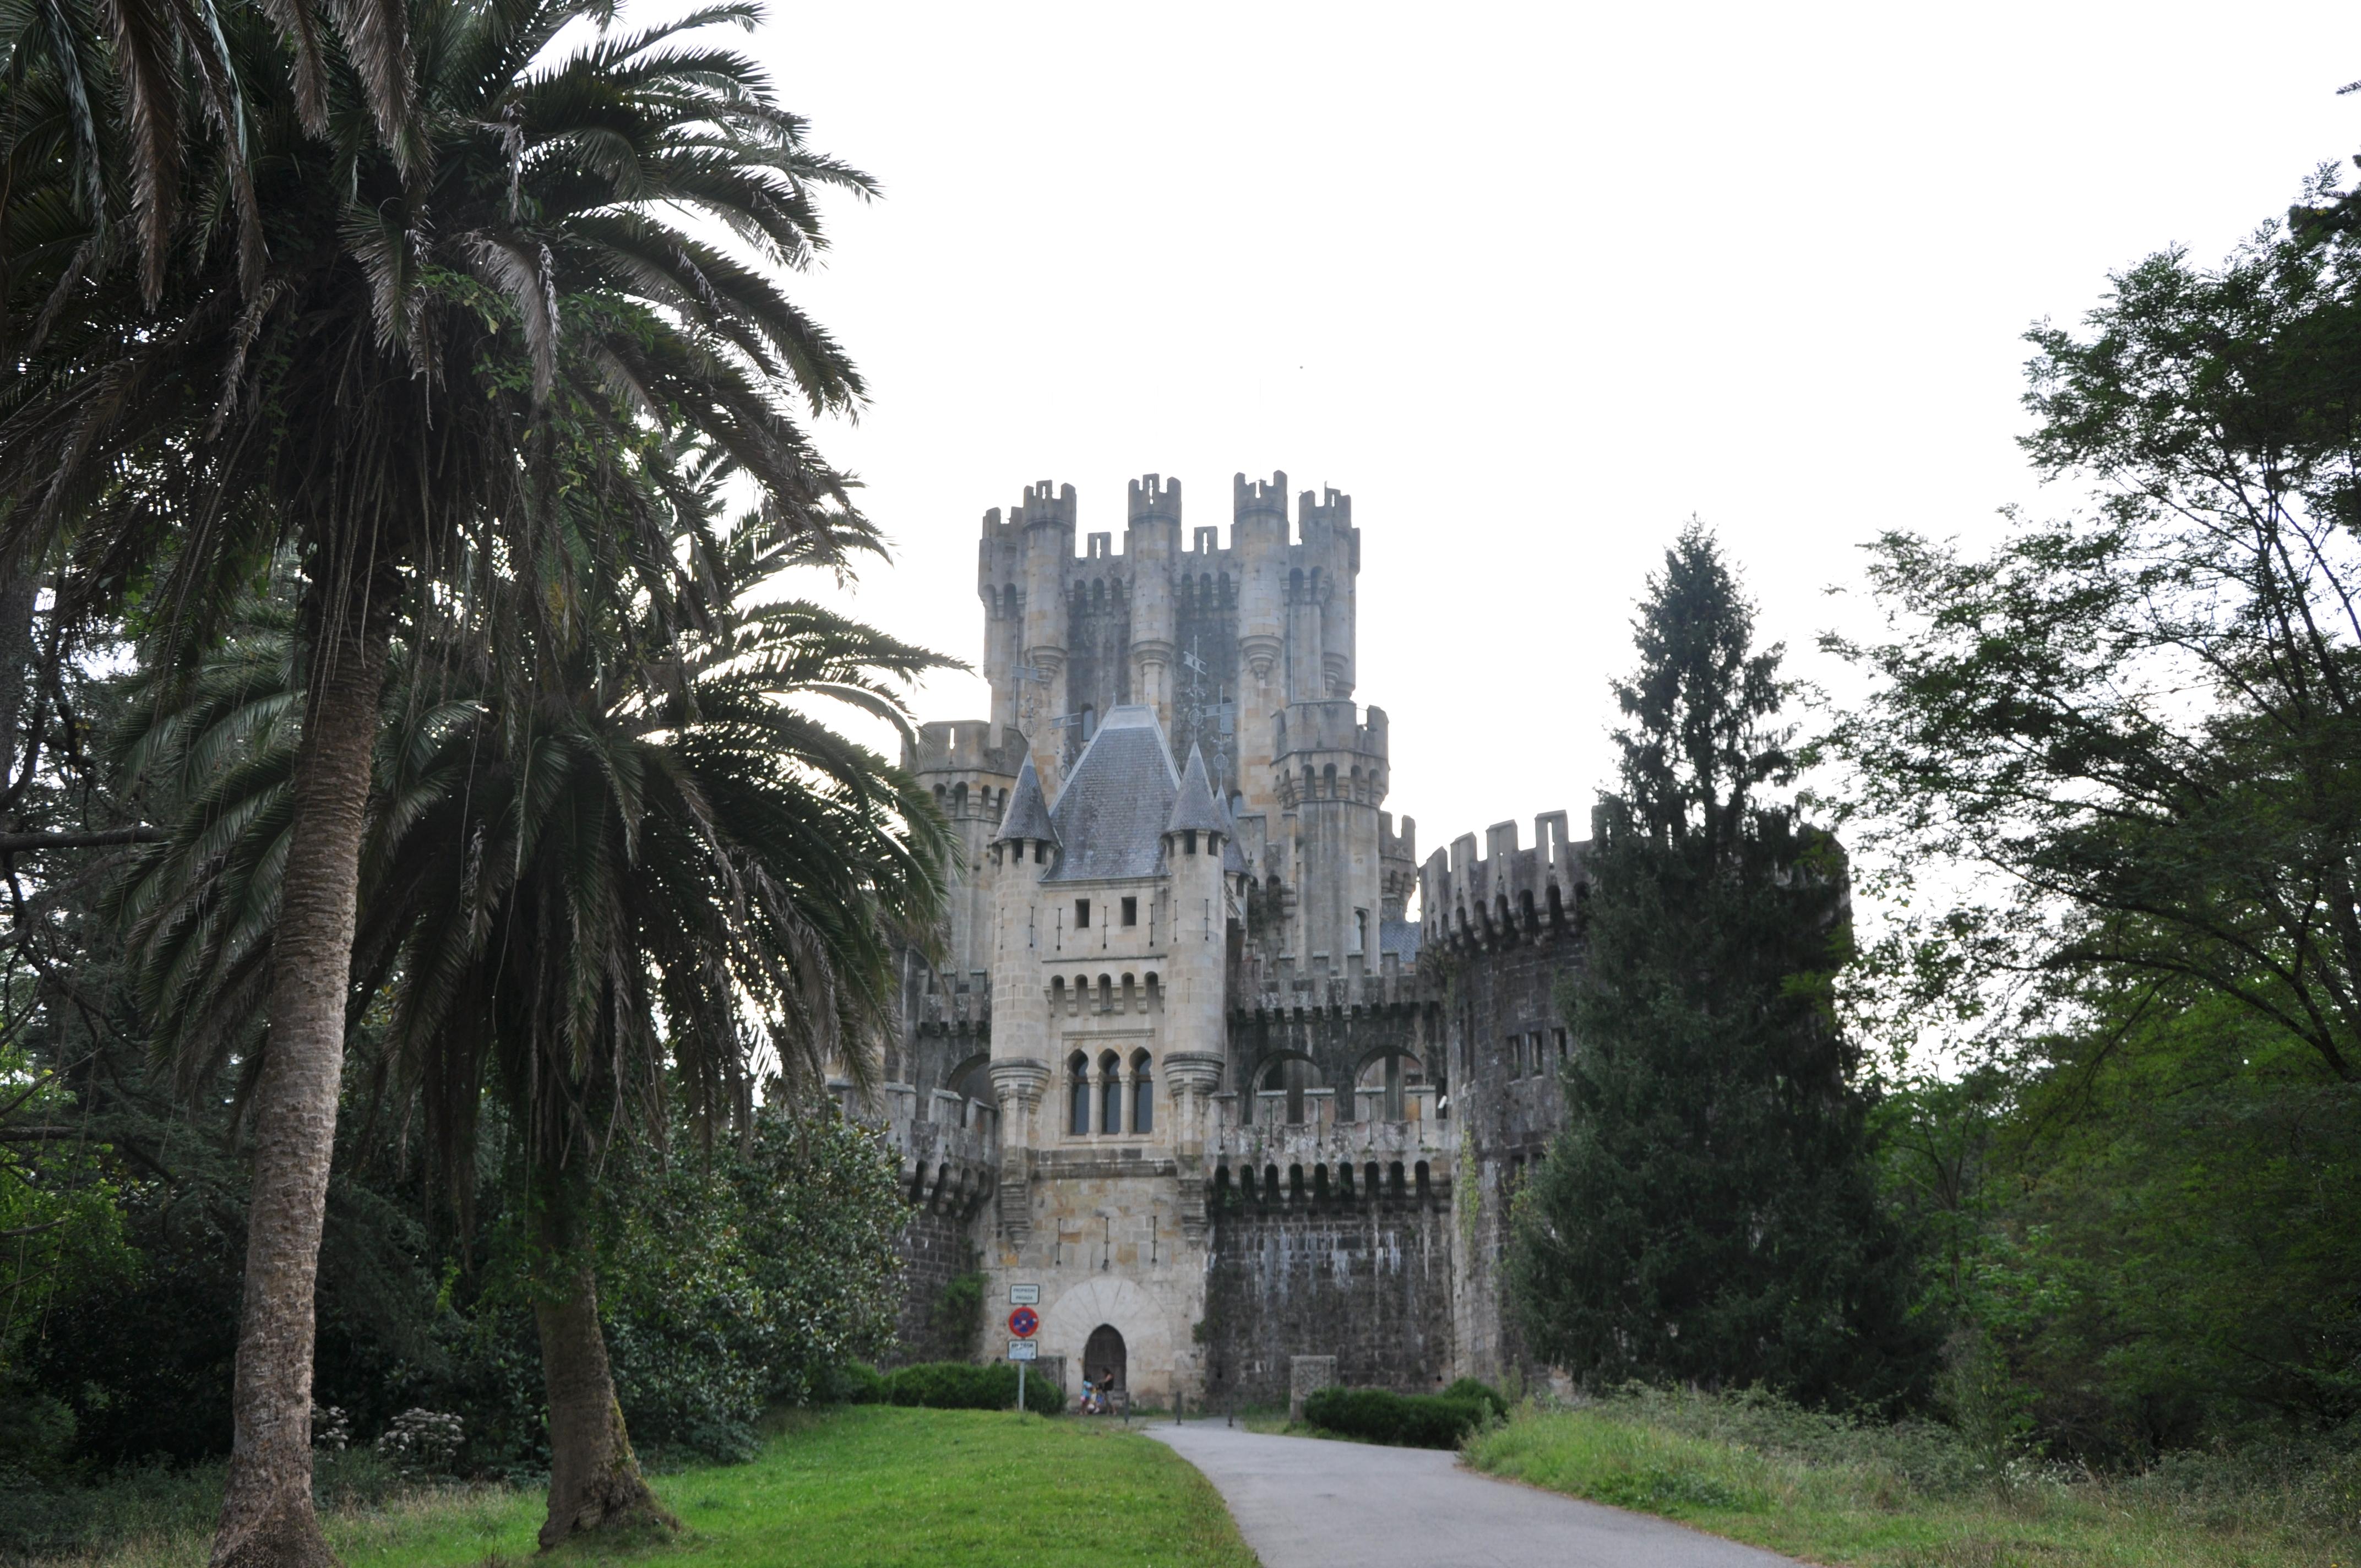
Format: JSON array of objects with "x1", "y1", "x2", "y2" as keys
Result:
[
  {"x1": 1216, "y1": 779, "x2": 1249, "y2": 874},
  {"x1": 994, "y1": 754, "x2": 1058, "y2": 845},
  {"x1": 1166, "y1": 745, "x2": 1225, "y2": 837}
]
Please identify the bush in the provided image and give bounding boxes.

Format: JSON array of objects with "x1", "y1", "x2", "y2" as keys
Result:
[
  {"x1": 1441, "y1": 1378, "x2": 1509, "y2": 1419},
  {"x1": 884, "y1": 1361, "x2": 1062, "y2": 1414},
  {"x1": 1302, "y1": 1386, "x2": 1489, "y2": 1449},
  {"x1": 816, "y1": 1361, "x2": 889, "y2": 1405}
]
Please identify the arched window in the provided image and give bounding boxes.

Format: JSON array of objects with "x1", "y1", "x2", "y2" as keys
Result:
[
  {"x1": 1260, "y1": 1057, "x2": 1310, "y2": 1124},
  {"x1": 1099, "y1": 1051, "x2": 1122, "y2": 1135},
  {"x1": 1068, "y1": 1051, "x2": 1090, "y2": 1135},
  {"x1": 1130, "y1": 1049, "x2": 1153, "y2": 1134}
]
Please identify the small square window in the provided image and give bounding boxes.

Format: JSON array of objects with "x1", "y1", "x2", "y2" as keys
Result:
[
  {"x1": 1121, "y1": 896, "x2": 1138, "y2": 927},
  {"x1": 1075, "y1": 899, "x2": 1091, "y2": 929}
]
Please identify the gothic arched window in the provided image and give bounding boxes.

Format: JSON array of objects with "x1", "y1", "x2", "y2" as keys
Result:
[
  {"x1": 1068, "y1": 1051, "x2": 1090, "y2": 1135},
  {"x1": 1099, "y1": 1050, "x2": 1122, "y2": 1136},
  {"x1": 1130, "y1": 1049, "x2": 1153, "y2": 1134}
]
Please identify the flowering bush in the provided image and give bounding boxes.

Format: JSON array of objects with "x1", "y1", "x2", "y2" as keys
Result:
[{"x1": 374, "y1": 1409, "x2": 465, "y2": 1479}]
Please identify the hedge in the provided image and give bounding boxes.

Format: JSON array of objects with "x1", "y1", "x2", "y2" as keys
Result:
[
  {"x1": 1440, "y1": 1378, "x2": 1509, "y2": 1418},
  {"x1": 882, "y1": 1361, "x2": 1064, "y2": 1414},
  {"x1": 1301, "y1": 1386, "x2": 1490, "y2": 1449}
]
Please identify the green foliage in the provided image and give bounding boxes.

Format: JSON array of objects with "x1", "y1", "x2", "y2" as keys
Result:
[
  {"x1": 594, "y1": 1104, "x2": 910, "y2": 1460},
  {"x1": 1509, "y1": 525, "x2": 1930, "y2": 1411},
  {"x1": 884, "y1": 1362, "x2": 1063, "y2": 1414},
  {"x1": 1830, "y1": 176, "x2": 2361, "y2": 1458},
  {"x1": 1467, "y1": 1387, "x2": 2361, "y2": 1567},
  {"x1": 817, "y1": 1363, "x2": 888, "y2": 1406},
  {"x1": 1299, "y1": 1386, "x2": 1490, "y2": 1449},
  {"x1": 1440, "y1": 1378, "x2": 1509, "y2": 1419},
  {"x1": 929, "y1": 1271, "x2": 986, "y2": 1361}
]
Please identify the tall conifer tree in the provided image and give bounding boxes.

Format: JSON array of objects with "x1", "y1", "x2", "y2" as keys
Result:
[{"x1": 1508, "y1": 524, "x2": 1927, "y2": 1408}]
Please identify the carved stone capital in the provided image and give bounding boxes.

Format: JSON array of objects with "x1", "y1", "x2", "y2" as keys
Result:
[
  {"x1": 1161, "y1": 1052, "x2": 1226, "y2": 1097},
  {"x1": 988, "y1": 1057, "x2": 1050, "y2": 1109}
]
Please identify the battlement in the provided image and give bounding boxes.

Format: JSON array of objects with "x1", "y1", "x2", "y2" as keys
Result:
[
  {"x1": 1273, "y1": 700, "x2": 1388, "y2": 763},
  {"x1": 1234, "y1": 470, "x2": 1288, "y2": 521},
  {"x1": 1419, "y1": 810, "x2": 1587, "y2": 951},
  {"x1": 1228, "y1": 947, "x2": 1433, "y2": 1015},
  {"x1": 1128, "y1": 473, "x2": 1182, "y2": 523},
  {"x1": 1015, "y1": 480, "x2": 1078, "y2": 532},
  {"x1": 1379, "y1": 811, "x2": 1417, "y2": 866},
  {"x1": 1297, "y1": 486, "x2": 1352, "y2": 537},
  {"x1": 906, "y1": 719, "x2": 1027, "y2": 782},
  {"x1": 1205, "y1": 1087, "x2": 1452, "y2": 1207},
  {"x1": 830, "y1": 1080, "x2": 999, "y2": 1216}
]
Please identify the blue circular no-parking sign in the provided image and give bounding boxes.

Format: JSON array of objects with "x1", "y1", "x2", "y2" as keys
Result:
[{"x1": 1008, "y1": 1306, "x2": 1039, "y2": 1339}]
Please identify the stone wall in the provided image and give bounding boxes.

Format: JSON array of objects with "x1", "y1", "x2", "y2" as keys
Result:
[
  {"x1": 1429, "y1": 924, "x2": 1585, "y2": 1386},
  {"x1": 1202, "y1": 1188, "x2": 1457, "y2": 1405},
  {"x1": 891, "y1": 1200, "x2": 979, "y2": 1366}
]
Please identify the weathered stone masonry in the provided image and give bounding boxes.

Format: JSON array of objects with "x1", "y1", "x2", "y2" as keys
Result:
[{"x1": 846, "y1": 472, "x2": 1590, "y2": 1401}]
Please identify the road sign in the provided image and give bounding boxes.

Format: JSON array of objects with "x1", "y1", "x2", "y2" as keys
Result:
[
  {"x1": 1009, "y1": 1283, "x2": 1040, "y2": 1305},
  {"x1": 1008, "y1": 1340, "x2": 1038, "y2": 1362},
  {"x1": 1008, "y1": 1306, "x2": 1039, "y2": 1338}
]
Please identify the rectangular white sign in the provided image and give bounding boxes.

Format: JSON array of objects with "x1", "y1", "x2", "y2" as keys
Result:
[
  {"x1": 1009, "y1": 1283, "x2": 1041, "y2": 1305},
  {"x1": 1008, "y1": 1340, "x2": 1038, "y2": 1361}
]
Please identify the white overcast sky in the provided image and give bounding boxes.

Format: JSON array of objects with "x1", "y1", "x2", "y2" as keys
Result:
[{"x1": 740, "y1": 1, "x2": 2361, "y2": 864}]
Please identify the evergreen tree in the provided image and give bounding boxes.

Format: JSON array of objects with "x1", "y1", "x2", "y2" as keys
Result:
[{"x1": 1507, "y1": 524, "x2": 1929, "y2": 1409}]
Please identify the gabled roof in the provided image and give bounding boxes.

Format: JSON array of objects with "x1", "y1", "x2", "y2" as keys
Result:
[
  {"x1": 1166, "y1": 745, "x2": 1225, "y2": 837},
  {"x1": 993, "y1": 754, "x2": 1058, "y2": 845},
  {"x1": 1043, "y1": 705, "x2": 1178, "y2": 883}
]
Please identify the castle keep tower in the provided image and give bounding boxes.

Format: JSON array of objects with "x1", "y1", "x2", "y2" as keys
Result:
[{"x1": 872, "y1": 467, "x2": 1593, "y2": 1406}]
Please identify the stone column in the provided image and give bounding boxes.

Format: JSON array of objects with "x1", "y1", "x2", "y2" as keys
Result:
[
  {"x1": 1163, "y1": 1053, "x2": 1224, "y2": 1245},
  {"x1": 988, "y1": 1058, "x2": 1048, "y2": 1242}
]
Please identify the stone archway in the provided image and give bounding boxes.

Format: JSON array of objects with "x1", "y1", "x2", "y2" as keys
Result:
[
  {"x1": 1041, "y1": 1276, "x2": 1173, "y2": 1400},
  {"x1": 1084, "y1": 1324, "x2": 1127, "y2": 1392}
]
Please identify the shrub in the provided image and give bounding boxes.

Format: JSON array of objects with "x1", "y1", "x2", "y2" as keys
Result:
[
  {"x1": 374, "y1": 1409, "x2": 466, "y2": 1479},
  {"x1": 1302, "y1": 1386, "x2": 1488, "y2": 1449},
  {"x1": 884, "y1": 1361, "x2": 1062, "y2": 1413},
  {"x1": 818, "y1": 1362, "x2": 888, "y2": 1405},
  {"x1": 1015, "y1": 1369, "x2": 1062, "y2": 1417},
  {"x1": 1441, "y1": 1378, "x2": 1509, "y2": 1419}
]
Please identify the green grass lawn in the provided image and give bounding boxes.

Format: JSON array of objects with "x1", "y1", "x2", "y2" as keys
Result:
[
  {"x1": 1465, "y1": 1404, "x2": 2360, "y2": 1568},
  {"x1": 38, "y1": 1409, "x2": 1255, "y2": 1568}
]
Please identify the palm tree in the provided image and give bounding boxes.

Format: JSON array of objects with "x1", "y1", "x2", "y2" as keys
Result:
[
  {"x1": 116, "y1": 492, "x2": 952, "y2": 1545},
  {"x1": 2, "y1": 4, "x2": 878, "y2": 1561}
]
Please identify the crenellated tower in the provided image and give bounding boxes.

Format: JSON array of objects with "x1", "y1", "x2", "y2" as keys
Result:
[
  {"x1": 879, "y1": 464, "x2": 1607, "y2": 1409},
  {"x1": 1273, "y1": 700, "x2": 1390, "y2": 966}
]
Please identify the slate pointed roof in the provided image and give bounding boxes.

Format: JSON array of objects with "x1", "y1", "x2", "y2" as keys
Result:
[
  {"x1": 993, "y1": 753, "x2": 1058, "y2": 845},
  {"x1": 1042, "y1": 705, "x2": 1179, "y2": 883},
  {"x1": 1217, "y1": 785, "x2": 1250, "y2": 875},
  {"x1": 1166, "y1": 745, "x2": 1226, "y2": 837}
]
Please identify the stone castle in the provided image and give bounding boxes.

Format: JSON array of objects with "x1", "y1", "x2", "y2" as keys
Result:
[{"x1": 842, "y1": 471, "x2": 1588, "y2": 1404}]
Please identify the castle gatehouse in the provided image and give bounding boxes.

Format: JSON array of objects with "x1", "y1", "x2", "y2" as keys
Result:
[{"x1": 842, "y1": 472, "x2": 1588, "y2": 1402}]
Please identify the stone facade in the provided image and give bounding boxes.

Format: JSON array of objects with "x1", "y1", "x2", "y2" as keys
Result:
[{"x1": 853, "y1": 472, "x2": 1591, "y2": 1404}]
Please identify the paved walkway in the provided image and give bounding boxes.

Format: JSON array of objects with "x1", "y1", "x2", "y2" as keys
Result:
[{"x1": 1147, "y1": 1420, "x2": 1801, "y2": 1568}]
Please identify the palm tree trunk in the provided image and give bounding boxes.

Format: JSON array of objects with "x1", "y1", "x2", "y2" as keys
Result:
[
  {"x1": 534, "y1": 1166, "x2": 670, "y2": 1549},
  {"x1": 210, "y1": 585, "x2": 390, "y2": 1568}
]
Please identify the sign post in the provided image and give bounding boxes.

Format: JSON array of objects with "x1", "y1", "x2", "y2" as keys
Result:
[{"x1": 1008, "y1": 1287, "x2": 1040, "y2": 1413}]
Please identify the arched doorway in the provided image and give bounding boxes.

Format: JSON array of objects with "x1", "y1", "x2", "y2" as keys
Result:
[{"x1": 1084, "y1": 1323, "x2": 1127, "y2": 1393}]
